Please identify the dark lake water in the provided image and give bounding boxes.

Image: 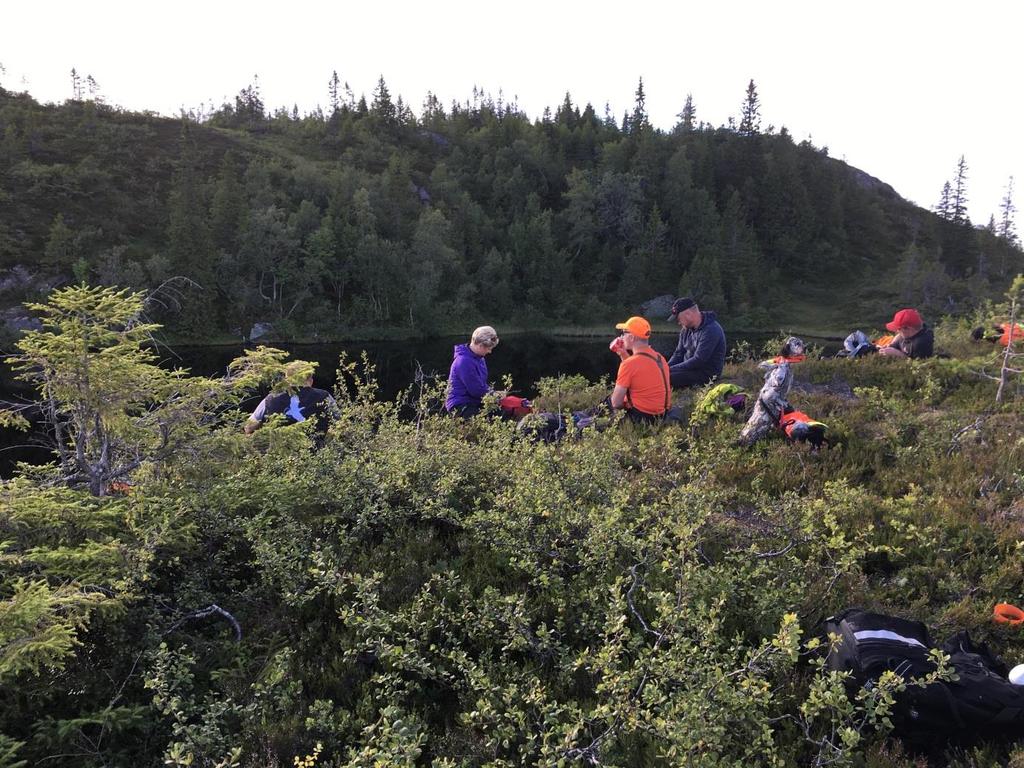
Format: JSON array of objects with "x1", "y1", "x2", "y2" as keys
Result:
[{"x1": 1, "y1": 332, "x2": 784, "y2": 475}]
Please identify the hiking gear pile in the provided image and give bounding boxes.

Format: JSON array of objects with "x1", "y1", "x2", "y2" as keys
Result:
[
  {"x1": 691, "y1": 383, "x2": 748, "y2": 427},
  {"x1": 499, "y1": 395, "x2": 533, "y2": 419},
  {"x1": 825, "y1": 609, "x2": 1024, "y2": 745}
]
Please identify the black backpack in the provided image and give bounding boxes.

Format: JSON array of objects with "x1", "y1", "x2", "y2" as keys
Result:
[{"x1": 825, "y1": 609, "x2": 1024, "y2": 745}]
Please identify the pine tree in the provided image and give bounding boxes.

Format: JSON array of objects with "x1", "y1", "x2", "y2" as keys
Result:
[
  {"x1": 603, "y1": 102, "x2": 616, "y2": 130},
  {"x1": 738, "y1": 79, "x2": 761, "y2": 136},
  {"x1": 209, "y1": 153, "x2": 244, "y2": 252},
  {"x1": 556, "y1": 92, "x2": 577, "y2": 128},
  {"x1": 999, "y1": 176, "x2": 1018, "y2": 245},
  {"x1": 328, "y1": 70, "x2": 340, "y2": 114},
  {"x1": 166, "y1": 125, "x2": 214, "y2": 327},
  {"x1": 631, "y1": 77, "x2": 648, "y2": 134},
  {"x1": 69, "y1": 68, "x2": 82, "y2": 101},
  {"x1": 44, "y1": 213, "x2": 76, "y2": 268},
  {"x1": 372, "y1": 76, "x2": 396, "y2": 125},
  {"x1": 935, "y1": 181, "x2": 953, "y2": 220},
  {"x1": 85, "y1": 74, "x2": 99, "y2": 101},
  {"x1": 952, "y1": 155, "x2": 969, "y2": 224},
  {"x1": 677, "y1": 94, "x2": 696, "y2": 132},
  {"x1": 234, "y1": 76, "x2": 264, "y2": 127}
]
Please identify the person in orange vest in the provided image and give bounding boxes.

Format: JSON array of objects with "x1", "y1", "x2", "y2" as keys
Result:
[
  {"x1": 609, "y1": 316, "x2": 671, "y2": 425},
  {"x1": 877, "y1": 308, "x2": 934, "y2": 360},
  {"x1": 972, "y1": 322, "x2": 1024, "y2": 347}
]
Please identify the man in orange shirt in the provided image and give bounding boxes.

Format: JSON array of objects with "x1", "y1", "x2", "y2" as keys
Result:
[{"x1": 609, "y1": 316, "x2": 671, "y2": 424}]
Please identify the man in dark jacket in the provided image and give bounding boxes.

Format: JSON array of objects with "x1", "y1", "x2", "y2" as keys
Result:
[{"x1": 665, "y1": 297, "x2": 726, "y2": 389}]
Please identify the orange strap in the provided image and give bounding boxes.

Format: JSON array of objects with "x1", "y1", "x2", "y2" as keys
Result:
[{"x1": 993, "y1": 603, "x2": 1024, "y2": 625}]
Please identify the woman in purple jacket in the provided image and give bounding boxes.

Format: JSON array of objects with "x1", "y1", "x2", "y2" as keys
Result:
[{"x1": 445, "y1": 326, "x2": 500, "y2": 417}]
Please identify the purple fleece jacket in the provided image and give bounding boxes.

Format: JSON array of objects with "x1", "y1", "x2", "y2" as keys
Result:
[{"x1": 445, "y1": 344, "x2": 490, "y2": 411}]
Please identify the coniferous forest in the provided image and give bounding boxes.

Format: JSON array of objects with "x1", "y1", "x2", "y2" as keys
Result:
[{"x1": 1, "y1": 77, "x2": 1021, "y2": 341}]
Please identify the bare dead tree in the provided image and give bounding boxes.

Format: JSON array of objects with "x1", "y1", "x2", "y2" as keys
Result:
[{"x1": 996, "y1": 296, "x2": 1020, "y2": 404}]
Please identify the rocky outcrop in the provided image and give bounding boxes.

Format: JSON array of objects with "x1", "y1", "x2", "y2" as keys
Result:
[
  {"x1": 249, "y1": 322, "x2": 274, "y2": 341},
  {"x1": 639, "y1": 294, "x2": 676, "y2": 321}
]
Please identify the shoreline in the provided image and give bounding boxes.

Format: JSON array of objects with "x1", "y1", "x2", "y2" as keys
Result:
[{"x1": 156, "y1": 324, "x2": 853, "y2": 348}]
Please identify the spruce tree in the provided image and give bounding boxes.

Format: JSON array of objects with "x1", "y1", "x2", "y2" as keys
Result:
[
  {"x1": 677, "y1": 93, "x2": 696, "y2": 132},
  {"x1": 209, "y1": 153, "x2": 245, "y2": 252},
  {"x1": 166, "y1": 125, "x2": 214, "y2": 327},
  {"x1": 631, "y1": 77, "x2": 649, "y2": 134},
  {"x1": 69, "y1": 68, "x2": 82, "y2": 101},
  {"x1": 603, "y1": 102, "x2": 616, "y2": 129},
  {"x1": 372, "y1": 76, "x2": 396, "y2": 125},
  {"x1": 952, "y1": 155, "x2": 969, "y2": 224},
  {"x1": 234, "y1": 76, "x2": 264, "y2": 127},
  {"x1": 1000, "y1": 176, "x2": 1018, "y2": 245},
  {"x1": 328, "y1": 70, "x2": 340, "y2": 115},
  {"x1": 935, "y1": 181, "x2": 953, "y2": 220},
  {"x1": 557, "y1": 92, "x2": 577, "y2": 128},
  {"x1": 738, "y1": 79, "x2": 761, "y2": 136},
  {"x1": 44, "y1": 213, "x2": 76, "y2": 269}
]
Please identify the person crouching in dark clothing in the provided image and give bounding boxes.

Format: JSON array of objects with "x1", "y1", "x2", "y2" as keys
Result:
[
  {"x1": 666, "y1": 297, "x2": 726, "y2": 388},
  {"x1": 244, "y1": 361, "x2": 338, "y2": 434}
]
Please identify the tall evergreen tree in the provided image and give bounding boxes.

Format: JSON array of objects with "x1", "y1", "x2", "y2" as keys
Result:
[
  {"x1": 952, "y1": 155, "x2": 969, "y2": 224},
  {"x1": 328, "y1": 70, "x2": 340, "y2": 115},
  {"x1": 166, "y1": 124, "x2": 214, "y2": 327},
  {"x1": 556, "y1": 92, "x2": 577, "y2": 128},
  {"x1": 631, "y1": 77, "x2": 649, "y2": 134},
  {"x1": 372, "y1": 76, "x2": 396, "y2": 125},
  {"x1": 44, "y1": 213, "x2": 76, "y2": 269},
  {"x1": 935, "y1": 181, "x2": 953, "y2": 221},
  {"x1": 738, "y1": 79, "x2": 761, "y2": 136},
  {"x1": 677, "y1": 94, "x2": 696, "y2": 132},
  {"x1": 209, "y1": 154, "x2": 245, "y2": 252},
  {"x1": 234, "y1": 76, "x2": 265, "y2": 127},
  {"x1": 69, "y1": 68, "x2": 82, "y2": 101},
  {"x1": 999, "y1": 176, "x2": 1018, "y2": 245},
  {"x1": 603, "y1": 102, "x2": 616, "y2": 129}
]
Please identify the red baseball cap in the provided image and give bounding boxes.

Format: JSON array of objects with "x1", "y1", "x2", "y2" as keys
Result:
[{"x1": 886, "y1": 308, "x2": 923, "y2": 332}]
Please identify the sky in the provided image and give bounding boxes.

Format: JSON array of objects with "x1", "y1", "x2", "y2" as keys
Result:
[{"x1": 3, "y1": 0, "x2": 1021, "y2": 228}]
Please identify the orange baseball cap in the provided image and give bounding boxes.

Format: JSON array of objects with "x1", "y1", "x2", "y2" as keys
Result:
[
  {"x1": 615, "y1": 316, "x2": 651, "y2": 339},
  {"x1": 886, "y1": 308, "x2": 923, "y2": 332}
]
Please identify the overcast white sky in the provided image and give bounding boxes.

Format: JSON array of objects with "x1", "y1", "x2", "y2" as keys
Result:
[{"x1": 3, "y1": 0, "x2": 1021, "y2": 228}]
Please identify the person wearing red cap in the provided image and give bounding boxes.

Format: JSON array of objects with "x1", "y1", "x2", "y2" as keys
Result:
[
  {"x1": 877, "y1": 308, "x2": 934, "y2": 359},
  {"x1": 608, "y1": 316, "x2": 671, "y2": 424}
]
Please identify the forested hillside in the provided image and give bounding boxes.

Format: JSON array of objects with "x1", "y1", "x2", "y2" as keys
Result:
[{"x1": 0, "y1": 80, "x2": 1021, "y2": 341}]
